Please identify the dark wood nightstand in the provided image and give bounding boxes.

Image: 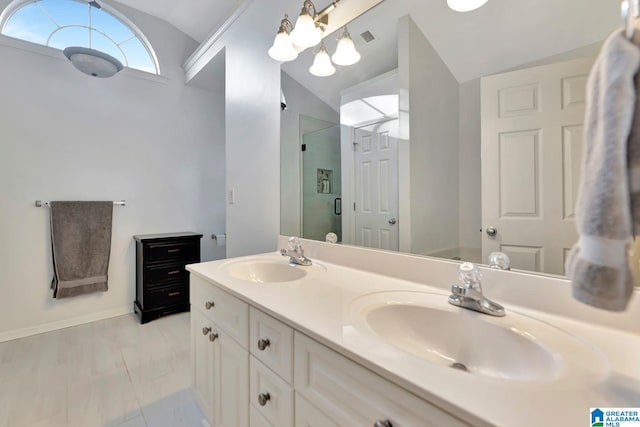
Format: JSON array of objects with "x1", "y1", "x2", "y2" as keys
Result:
[{"x1": 133, "y1": 232, "x2": 203, "y2": 323}]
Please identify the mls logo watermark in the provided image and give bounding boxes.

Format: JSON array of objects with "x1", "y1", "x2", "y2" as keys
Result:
[{"x1": 591, "y1": 408, "x2": 640, "y2": 427}]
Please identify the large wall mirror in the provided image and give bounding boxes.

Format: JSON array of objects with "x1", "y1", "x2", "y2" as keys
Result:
[{"x1": 280, "y1": 0, "x2": 623, "y2": 278}]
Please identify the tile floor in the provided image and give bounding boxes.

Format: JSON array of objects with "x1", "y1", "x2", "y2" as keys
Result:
[{"x1": 0, "y1": 312, "x2": 204, "y2": 427}]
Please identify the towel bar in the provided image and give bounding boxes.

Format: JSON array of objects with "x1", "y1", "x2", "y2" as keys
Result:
[{"x1": 35, "y1": 200, "x2": 126, "y2": 207}]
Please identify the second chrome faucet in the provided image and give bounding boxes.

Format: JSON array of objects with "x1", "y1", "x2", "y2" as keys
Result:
[
  {"x1": 449, "y1": 262, "x2": 505, "y2": 317},
  {"x1": 280, "y1": 236, "x2": 312, "y2": 266}
]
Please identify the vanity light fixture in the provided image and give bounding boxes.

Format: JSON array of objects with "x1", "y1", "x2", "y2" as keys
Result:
[
  {"x1": 309, "y1": 42, "x2": 336, "y2": 77},
  {"x1": 331, "y1": 26, "x2": 361, "y2": 66},
  {"x1": 447, "y1": 0, "x2": 489, "y2": 12},
  {"x1": 268, "y1": 15, "x2": 299, "y2": 62}
]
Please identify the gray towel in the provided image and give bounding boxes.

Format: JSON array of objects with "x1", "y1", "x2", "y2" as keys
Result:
[
  {"x1": 50, "y1": 201, "x2": 113, "y2": 299},
  {"x1": 566, "y1": 30, "x2": 640, "y2": 311}
]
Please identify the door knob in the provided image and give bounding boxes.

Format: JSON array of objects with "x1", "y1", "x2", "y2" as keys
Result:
[
  {"x1": 388, "y1": 218, "x2": 397, "y2": 225},
  {"x1": 205, "y1": 301, "x2": 215, "y2": 310},
  {"x1": 486, "y1": 227, "x2": 497, "y2": 237},
  {"x1": 202, "y1": 327, "x2": 211, "y2": 336},
  {"x1": 209, "y1": 332, "x2": 219, "y2": 342}
]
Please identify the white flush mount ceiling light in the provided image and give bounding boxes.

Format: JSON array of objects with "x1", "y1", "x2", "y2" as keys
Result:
[
  {"x1": 331, "y1": 26, "x2": 360, "y2": 66},
  {"x1": 64, "y1": 1, "x2": 123, "y2": 77},
  {"x1": 268, "y1": 15, "x2": 299, "y2": 62},
  {"x1": 309, "y1": 42, "x2": 336, "y2": 77},
  {"x1": 447, "y1": 0, "x2": 489, "y2": 12}
]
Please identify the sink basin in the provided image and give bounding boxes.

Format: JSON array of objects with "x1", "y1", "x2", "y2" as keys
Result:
[
  {"x1": 224, "y1": 260, "x2": 308, "y2": 283},
  {"x1": 349, "y1": 291, "x2": 606, "y2": 382}
]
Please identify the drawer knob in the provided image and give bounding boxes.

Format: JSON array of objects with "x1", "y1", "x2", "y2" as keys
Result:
[
  {"x1": 167, "y1": 248, "x2": 181, "y2": 253},
  {"x1": 258, "y1": 393, "x2": 270, "y2": 406},
  {"x1": 202, "y1": 327, "x2": 211, "y2": 336},
  {"x1": 205, "y1": 301, "x2": 215, "y2": 310},
  {"x1": 374, "y1": 421, "x2": 393, "y2": 427},
  {"x1": 257, "y1": 338, "x2": 270, "y2": 351},
  {"x1": 209, "y1": 332, "x2": 219, "y2": 342}
]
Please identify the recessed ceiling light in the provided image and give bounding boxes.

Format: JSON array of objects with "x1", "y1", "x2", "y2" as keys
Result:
[{"x1": 447, "y1": 0, "x2": 489, "y2": 12}]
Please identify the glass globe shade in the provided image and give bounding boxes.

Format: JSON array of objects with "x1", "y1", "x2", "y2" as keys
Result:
[
  {"x1": 268, "y1": 31, "x2": 298, "y2": 62},
  {"x1": 290, "y1": 12, "x2": 322, "y2": 48},
  {"x1": 309, "y1": 48, "x2": 335, "y2": 77},
  {"x1": 331, "y1": 35, "x2": 361, "y2": 66}
]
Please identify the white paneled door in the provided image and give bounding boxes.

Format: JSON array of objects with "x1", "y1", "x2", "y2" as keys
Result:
[
  {"x1": 354, "y1": 120, "x2": 399, "y2": 251},
  {"x1": 481, "y1": 57, "x2": 594, "y2": 275}
]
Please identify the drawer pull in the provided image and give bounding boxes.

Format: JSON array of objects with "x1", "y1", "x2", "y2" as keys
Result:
[
  {"x1": 257, "y1": 338, "x2": 270, "y2": 351},
  {"x1": 167, "y1": 249, "x2": 181, "y2": 253},
  {"x1": 168, "y1": 291, "x2": 181, "y2": 297},
  {"x1": 205, "y1": 301, "x2": 215, "y2": 310},
  {"x1": 202, "y1": 327, "x2": 211, "y2": 336},
  {"x1": 258, "y1": 393, "x2": 270, "y2": 406},
  {"x1": 374, "y1": 421, "x2": 393, "y2": 427},
  {"x1": 167, "y1": 270, "x2": 181, "y2": 275},
  {"x1": 209, "y1": 332, "x2": 219, "y2": 342}
]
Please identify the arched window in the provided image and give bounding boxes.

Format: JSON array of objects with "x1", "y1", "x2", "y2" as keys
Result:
[{"x1": 0, "y1": 0, "x2": 160, "y2": 74}]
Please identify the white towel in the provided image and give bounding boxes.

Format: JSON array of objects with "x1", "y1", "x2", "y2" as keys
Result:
[{"x1": 566, "y1": 30, "x2": 640, "y2": 311}]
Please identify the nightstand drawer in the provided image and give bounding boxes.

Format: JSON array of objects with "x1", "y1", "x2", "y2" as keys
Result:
[
  {"x1": 147, "y1": 241, "x2": 198, "y2": 263},
  {"x1": 145, "y1": 282, "x2": 188, "y2": 307},
  {"x1": 146, "y1": 263, "x2": 188, "y2": 285}
]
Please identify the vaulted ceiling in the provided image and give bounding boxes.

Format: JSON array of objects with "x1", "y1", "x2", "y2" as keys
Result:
[
  {"x1": 112, "y1": 0, "x2": 244, "y2": 42},
  {"x1": 111, "y1": 0, "x2": 621, "y2": 110}
]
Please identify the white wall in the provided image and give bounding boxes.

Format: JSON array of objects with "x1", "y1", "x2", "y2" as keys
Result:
[
  {"x1": 0, "y1": 3, "x2": 225, "y2": 340},
  {"x1": 401, "y1": 16, "x2": 459, "y2": 256},
  {"x1": 280, "y1": 72, "x2": 339, "y2": 237},
  {"x1": 458, "y1": 79, "x2": 482, "y2": 251}
]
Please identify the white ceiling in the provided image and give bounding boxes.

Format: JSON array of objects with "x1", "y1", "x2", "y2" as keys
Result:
[{"x1": 112, "y1": 0, "x2": 243, "y2": 42}]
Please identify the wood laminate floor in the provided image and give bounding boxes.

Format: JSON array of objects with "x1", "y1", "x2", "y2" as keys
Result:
[{"x1": 0, "y1": 312, "x2": 204, "y2": 427}]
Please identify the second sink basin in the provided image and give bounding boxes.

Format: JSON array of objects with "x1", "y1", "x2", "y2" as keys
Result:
[{"x1": 349, "y1": 291, "x2": 607, "y2": 382}]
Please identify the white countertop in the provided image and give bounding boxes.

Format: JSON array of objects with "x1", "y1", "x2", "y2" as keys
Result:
[{"x1": 187, "y1": 249, "x2": 640, "y2": 427}]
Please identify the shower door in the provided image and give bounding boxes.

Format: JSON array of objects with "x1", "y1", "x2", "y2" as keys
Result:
[{"x1": 302, "y1": 125, "x2": 342, "y2": 242}]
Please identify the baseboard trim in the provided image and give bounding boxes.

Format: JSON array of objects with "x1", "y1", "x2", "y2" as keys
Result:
[{"x1": 0, "y1": 305, "x2": 133, "y2": 343}]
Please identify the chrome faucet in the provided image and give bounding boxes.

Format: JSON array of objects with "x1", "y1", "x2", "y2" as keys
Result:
[
  {"x1": 280, "y1": 236, "x2": 312, "y2": 266},
  {"x1": 448, "y1": 262, "x2": 505, "y2": 317}
]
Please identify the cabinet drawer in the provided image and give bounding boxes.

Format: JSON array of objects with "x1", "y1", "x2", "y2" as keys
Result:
[
  {"x1": 250, "y1": 406, "x2": 273, "y2": 427},
  {"x1": 295, "y1": 393, "x2": 339, "y2": 427},
  {"x1": 250, "y1": 307, "x2": 293, "y2": 384},
  {"x1": 145, "y1": 282, "x2": 188, "y2": 307},
  {"x1": 145, "y1": 263, "x2": 188, "y2": 285},
  {"x1": 250, "y1": 356, "x2": 293, "y2": 427},
  {"x1": 191, "y1": 275, "x2": 249, "y2": 348},
  {"x1": 294, "y1": 332, "x2": 468, "y2": 427},
  {"x1": 147, "y1": 241, "x2": 198, "y2": 263}
]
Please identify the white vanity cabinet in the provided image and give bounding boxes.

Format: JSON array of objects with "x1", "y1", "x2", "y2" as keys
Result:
[
  {"x1": 249, "y1": 307, "x2": 295, "y2": 427},
  {"x1": 191, "y1": 274, "x2": 468, "y2": 427},
  {"x1": 191, "y1": 276, "x2": 249, "y2": 427},
  {"x1": 294, "y1": 333, "x2": 468, "y2": 427}
]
